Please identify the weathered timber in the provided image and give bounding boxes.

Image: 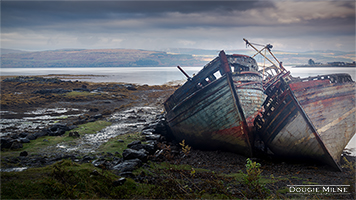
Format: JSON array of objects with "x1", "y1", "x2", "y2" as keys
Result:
[
  {"x1": 255, "y1": 74, "x2": 355, "y2": 171},
  {"x1": 289, "y1": 74, "x2": 356, "y2": 168},
  {"x1": 164, "y1": 51, "x2": 265, "y2": 157}
]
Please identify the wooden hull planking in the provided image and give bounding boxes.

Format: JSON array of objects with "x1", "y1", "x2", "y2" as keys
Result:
[
  {"x1": 255, "y1": 74, "x2": 355, "y2": 171},
  {"x1": 164, "y1": 51, "x2": 265, "y2": 157},
  {"x1": 289, "y1": 74, "x2": 356, "y2": 166},
  {"x1": 232, "y1": 72, "x2": 265, "y2": 129},
  {"x1": 166, "y1": 74, "x2": 252, "y2": 157}
]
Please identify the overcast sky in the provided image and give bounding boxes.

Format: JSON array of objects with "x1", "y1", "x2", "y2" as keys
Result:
[{"x1": 1, "y1": 0, "x2": 355, "y2": 52}]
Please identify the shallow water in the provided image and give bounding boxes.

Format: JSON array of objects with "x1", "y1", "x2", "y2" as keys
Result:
[
  {"x1": 0, "y1": 167, "x2": 28, "y2": 172},
  {"x1": 55, "y1": 106, "x2": 163, "y2": 154},
  {"x1": 0, "y1": 108, "x2": 83, "y2": 137}
]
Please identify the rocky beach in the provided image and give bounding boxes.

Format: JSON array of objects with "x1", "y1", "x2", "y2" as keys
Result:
[{"x1": 1, "y1": 76, "x2": 355, "y2": 199}]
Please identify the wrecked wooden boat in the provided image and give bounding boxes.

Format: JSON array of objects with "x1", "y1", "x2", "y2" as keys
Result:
[
  {"x1": 164, "y1": 51, "x2": 265, "y2": 157},
  {"x1": 254, "y1": 74, "x2": 355, "y2": 171},
  {"x1": 244, "y1": 38, "x2": 355, "y2": 171}
]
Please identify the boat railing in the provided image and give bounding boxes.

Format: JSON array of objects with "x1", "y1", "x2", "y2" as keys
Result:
[{"x1": 296, "y1": 73, "x2": 354, "y2": 84}]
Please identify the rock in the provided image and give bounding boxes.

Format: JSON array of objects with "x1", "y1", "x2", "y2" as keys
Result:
[
  {"x1": 43, "y1": 139, "x2": 49, "y2": 142},
  {"x1": 122, "y1": 149, "x2": 147, "y2": 162},
  {"x1": 92, "y1": 159, "x2": 109, "y2": 169},
  {"x1": 112, "y1": 158, "x2": 142, "y2": 172},
  {"x1": 127, "y1": 140, "x2": 141, "y2": 148},
  {"x1": 145, "y1": 134, "x2": 161, "y2": 141},
  {"x1": 11, "y1": 134, "x2": 19, "y2": 139},
  {"x1": 82, "y1": 155, "x2": 96, "y2": 163},
  {"x1": 20, "y1": 151, "x2": 28, "y2": 157},
  {"x1": 124, "y1": 84, "x2": 137, "y2": 91},
  {"x1": 19, "y1": 138, "x2": 30, "y2": 143},
  {"x1": 1, "y1": 138, "x2": 14, "y2": 149},
  {"x1": 48, "y1": 124, "x2": 70, "y2": 136},
  {"x1": 26, "y1": 134, "x2": 37, "y2": 140},
  {"x1": 141, "y1": 129, "x2": 155, "y2": 135},
  {"x1": 117, "y1": 139, "x2": 124, "y2": 143},
  {"x1": 10, "y1": 141, "x2": 23, "y2": 149},
  {"x1": 113, "y1": 177, "x2": 126, "y2": 186},
  {"x1": 129, "y1": 144, "x2": 144, "y2": 151},
  {"x1": 93, "y1": 114, "x2": 102, "y2": 119},
  {"x1": 89, "y1": 107, "x2": 99, "y2": 112},
  {"x1": 68, "y1": 131, "x2": 80, "y2": 138},
  {"x1": 33, "y1": 130, "x2": 48, "y2": 138},
  {"x1": 142, "y1": 144, "x2": 156, "y2": 155},
  {"x1": 19, "y1": 132, "x2": 29, "y2": 138}
]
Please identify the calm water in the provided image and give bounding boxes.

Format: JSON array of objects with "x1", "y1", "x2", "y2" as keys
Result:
[
  {"x1": 1, "y1": 66, "x2": 355, "y2": 85},
  {"x1": 0, "y1": 67, "x2": 202, "y2": 85},
  {"x1": 1, "y1": 66, "x2": 355, "y2": 153}
]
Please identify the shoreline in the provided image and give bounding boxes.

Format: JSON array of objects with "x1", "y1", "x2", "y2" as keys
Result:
[{"x1": 1, "y1": 75, "x2": 355, "y2": 199}]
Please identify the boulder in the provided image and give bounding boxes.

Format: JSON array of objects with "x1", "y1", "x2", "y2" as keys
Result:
[
  {"x1": 142, "y1": 144, "x2": 156, "y2": 155},
  {"x1": 92, "y1": 114, "x2": 102, "y2": 119},
  {"x1": 20, "y1": 151, "x2": 28, "y2": 157},
  {"x1": 127, "y1": 140, "x2": 141, "y2": 148},
  {"x1": 19, "y1": 132, "x2": 29, "y2": 138},
  {"x1": 112, "y1": 158, "x2": 142, "y2": 172},
  {"x1": 68, "y1": 131, "x2": 80, "y2": 138},
  {"x1": 141, "y1": 129, "x2": 155, "y2": 135},
  {"x1": 82, "y1": 155, "x2": 96, "y2": 163},
  {"x1": 10, "y1": 141, "x2": 23, "y2": 149},
  {"x1": 122, "y1": 149, "x2": 147, "y2": 162},
  {"x1": 129, "y1": 144, "x2": 144, "y2": 151},
  {"x1": 33, "y1": 130, "x2": 48, "y2": 138},
  {"x1": 1, "y1": 137, "x2": 14, "y2": 149},
  {"x1": 19, "y1": 138, "x2": 30, "y2": 143},
  {"x1": 26, "y1": 134, "x2": 37, "y2": 140},
  {"x1": 11, "y1": 134, "x2": 19, "y2": 139},
  {"x1": 124, "y1": 84, "x2": 137, "y2": 91},
  {"x1": 48, "y1": 124, "x2": 70, "y2": 136},
  {"x1": 145, "y1": 134, "x2": 161, "y2": 141}
]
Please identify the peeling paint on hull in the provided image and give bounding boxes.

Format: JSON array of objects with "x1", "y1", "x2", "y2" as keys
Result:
[
  {"x1": 164, "y1": 51, "x2": 265, "y2": 157},
  {"x1": 255, "y1": 74, "x2": 355, "y2": 171},
  {"x1": 166, "y1": 74, "x2": 252, "y2": 157},
  {"x1": 290, "y1": 75, "x2": 356, "y2": 167}
]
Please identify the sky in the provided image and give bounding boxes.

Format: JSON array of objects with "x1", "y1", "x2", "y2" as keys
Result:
[{"x1": 1, "y1": 0, "x2": 355, "y2": 52}]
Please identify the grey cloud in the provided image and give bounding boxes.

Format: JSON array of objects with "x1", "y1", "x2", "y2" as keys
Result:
[
  {"x1": 1, "y1": 1, "x2": 273, "y2": 29},
  {"x1": 1, "y1": 1, "x2": 354, "y2": 52}
]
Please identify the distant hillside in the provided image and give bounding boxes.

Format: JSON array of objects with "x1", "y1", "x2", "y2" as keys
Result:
[
  {"x1": 1, "y1": 49, "x2": 206, "y2": 68},
  {"x1": 164, "y1": 48, "x2": 355, "y2": 66},
  {"x1": 1, "y1": 48, "x2": 29, "y2": 55},
  {"x1": 1, "y1": 48, "x2": 355, "y2": 68}
]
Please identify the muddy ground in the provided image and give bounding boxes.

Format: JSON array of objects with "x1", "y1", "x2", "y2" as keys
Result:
[{"x1": 1, "y1": 75, "x2": 355, "y2": 199}]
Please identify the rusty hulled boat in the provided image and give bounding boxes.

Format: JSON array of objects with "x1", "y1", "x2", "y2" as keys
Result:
[
  {"x1": 245, "y1": 39, "x2": 356, "y2": 171},
  {"x1": 164, "y1": 51, "x2": 265, "y2": 157}
]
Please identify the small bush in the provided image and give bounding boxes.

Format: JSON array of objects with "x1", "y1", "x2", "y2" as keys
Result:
[{"x1": 242, "y1": 158, "x2": 270, "y2": 199}]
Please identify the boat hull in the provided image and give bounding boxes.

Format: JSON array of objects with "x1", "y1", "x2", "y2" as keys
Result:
[
  {"x1": 255, "y1": 74, "x2": 355, "y2": 171},
  {"x1": 232, "y1": 72, "x2": 265, "y2": 129},
  {"x1": 289, "y1": 74, "x2": 356, "y2": 165},
  {"x1": 166, "y1": 73, "x2": 253, "y2": 157}
]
